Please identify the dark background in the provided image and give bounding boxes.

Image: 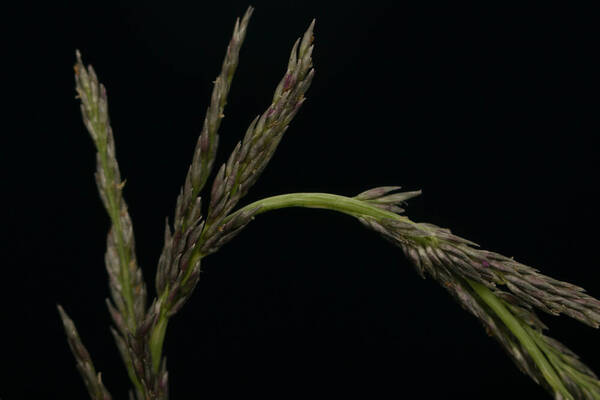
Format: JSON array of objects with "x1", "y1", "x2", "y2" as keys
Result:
[{"x1": 4, "y1": 1, "x2": 598, "y2": 398}]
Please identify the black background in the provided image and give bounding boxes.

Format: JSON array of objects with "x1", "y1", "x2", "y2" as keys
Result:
[{"x1": 4, "y1": 1, "x2": 599, "y2": 399}]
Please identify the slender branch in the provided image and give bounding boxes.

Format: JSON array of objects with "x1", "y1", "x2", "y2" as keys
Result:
[
  {"x1": 75, "y1": 51, "x2": 146, "y2": 332},
  {"x1": 73, "y1": 50, "x2": 149, "y2": 398},
  {"x1": 57, "y1": 305, "x2": 113, "y2": 400},
  {"x1": 189, "y1": 6, "x2": 254, "y2": 201},
  {"x1": 150, "y1": 6, "x2": 254, "y2": 378},
  {"x1": 228, "y1": 191, "x2": 414, "y2": 221},
  {"x1": 210, "y1": 190, "x2": 600, "y2": 399}
]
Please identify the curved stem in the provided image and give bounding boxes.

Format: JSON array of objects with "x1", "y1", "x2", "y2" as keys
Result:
[
  {"x1": 226, "y1": 193, "x2": 577, "y2": 398},
  {"x1": 189, "y1": 192, "x2": 410, "y2": 287},
  {"x1": 228, "y1": 192, "x2": 410, "y2": 222}
]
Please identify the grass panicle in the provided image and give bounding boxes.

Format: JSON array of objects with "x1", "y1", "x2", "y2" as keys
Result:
[{"x1": 61, "y1": 7, "x2": 599, "y2": 400}]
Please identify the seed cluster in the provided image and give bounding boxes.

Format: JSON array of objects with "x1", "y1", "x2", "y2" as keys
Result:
[{"x1": 357, "y1": 186, "x2": 600, "y2": 398}]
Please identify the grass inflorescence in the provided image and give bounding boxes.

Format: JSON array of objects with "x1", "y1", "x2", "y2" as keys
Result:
[{"x1": 59, "y1": 6, "x2": 600, "y2": 400}]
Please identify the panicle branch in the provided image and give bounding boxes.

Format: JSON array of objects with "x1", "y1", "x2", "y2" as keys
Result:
[
  {"x1": 226, "y1": 188, "x2": 600, "y2": 398},
  {"x1": 74, "y1": 50, "x2": 147, "y2": 332},
  {"x1": 169, "y1": 5, "x2": 253, "y2": 246},
  {"x1": 74, "y1": 51, "x2": 162, "y2": 399},
  {"x1": 57, "y1": 305, "x2": 113, "y2": 400},
  {"x1": 154, "y1": 6, "x2": 254, "y2": 313},
  {"x1": 355, "y1": 187, "x2": 600, "y2": 399},
  {"x1": 189, "y1": 6, "x2": 254, "y2": 200},
  {"x1": 199, "y1": 19, "x2": 316, "y2": 256},
  {"x1": 145, "y1": 17, "x2": 315, "y2": 383},
  {"x1": 147, "y1": 6, "x2": 262, "y2": 386},
  {"x1": 376, "y1": 218, "x2": 600, "y2": 329}
]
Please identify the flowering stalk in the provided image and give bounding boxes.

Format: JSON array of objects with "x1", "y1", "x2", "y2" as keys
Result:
[
  {"x1": 225, "y1": 190, "x2": 600, "y2": 399},
  {"x1": 61, "y1": 50, "x2": 149, "y2": 398},
  {"x1": 62, "y1": 6, "x2": 599, "y2": 399},
  {"x1": 73, "y1": 50, "x2": 147, "y2": 334}
]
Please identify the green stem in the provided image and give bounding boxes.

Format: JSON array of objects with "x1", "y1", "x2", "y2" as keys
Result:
[
  {"x1": 150, "y1": 313, "x2": 169, "y2": 373},
  {"x1": 230, "y1": 192, "x2": 410, "y2": 222},
  {"x1": 188, "y1": 193, "x2": 415, "y2": 286},
  {"x1": 149, "y1": 289, "x2": 170, "y2": 373},
  {"x1": 191, "y1": 192, "x2": 414, "y2": 275},
  {"x1": 467, "y1": 279, "x2": 573, "y2": 399}
]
